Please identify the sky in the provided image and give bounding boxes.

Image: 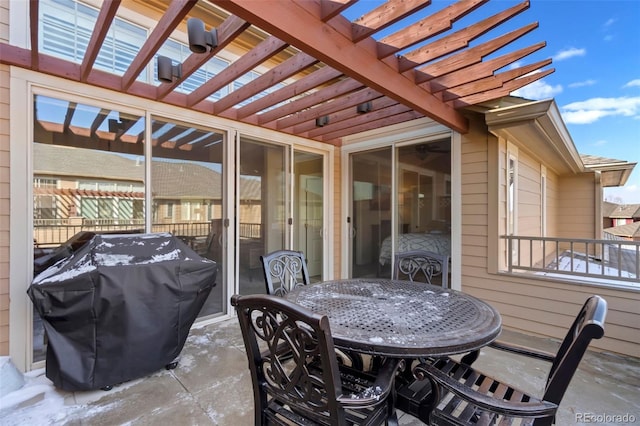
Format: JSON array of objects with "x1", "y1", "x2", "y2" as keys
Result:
[{"x1": 344, "y1": 0, "x2": 640, "y2": 204}]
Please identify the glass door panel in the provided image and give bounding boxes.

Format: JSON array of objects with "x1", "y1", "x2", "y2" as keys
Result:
[
  {"x1": 350, "y1": 147, "x2": 392, "y2": 278},
  {"x1": 238, "y1": 138, "x2": 288, "y2": 294},
  {"x1": 150, "y1": 116, "x2": 225, "y2": 319},
  {"x1": 293, "y1": 151, "x2": 323, "y2": 282},
  {"x1": 32, "y1": 95, "x2": 146, "y2": 362},
  {"x1": 396, "y1": 140, "x2": 451, "y2": 285}
]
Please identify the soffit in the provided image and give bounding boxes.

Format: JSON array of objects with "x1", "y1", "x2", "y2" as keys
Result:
[
  {"x1": 1, "y1": 0, "x2": 554, "y2": 148},
  {"x1": 485, "y1": 99, "x2": 584, "y2": 174}
]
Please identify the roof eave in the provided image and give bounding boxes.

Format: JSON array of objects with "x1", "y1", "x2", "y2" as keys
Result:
[
  {"x1": 484, "y1": 98, "x2": 583, "y2": 174},
  {"x1": 585, "y1": 162, "x2": 637, "y2": 187}
]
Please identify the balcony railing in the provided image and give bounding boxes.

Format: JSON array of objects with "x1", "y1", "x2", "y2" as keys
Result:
[
  {"x1": 34, "y1": 219, "x2": 262, "y2": 248},
  {"x1": 502, "y1": 235, "x2": 639, "y2": 284}
]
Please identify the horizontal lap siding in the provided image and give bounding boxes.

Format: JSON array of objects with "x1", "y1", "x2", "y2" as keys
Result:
[
  {"x1": 0, "y1": 0, "x2": 8, "y2": 355},
  {"x1": 0, "y1": 62, "x2": 8, "y2": 354},
  {"x1": 558, "y1": 175, "x2": 597, "y2": 238},
  {"x1": 460, "y1": 115, "x2": 639, "y2": 357}
]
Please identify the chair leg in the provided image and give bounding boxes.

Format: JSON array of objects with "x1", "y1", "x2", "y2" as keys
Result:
[{"x1": 460, "y1": 349, "x2": 479, "y2": 366}]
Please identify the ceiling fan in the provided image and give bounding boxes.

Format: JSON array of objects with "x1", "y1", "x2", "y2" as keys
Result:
[{"x1": 415, "y1": 141, "x2": 450, "y2": 160}]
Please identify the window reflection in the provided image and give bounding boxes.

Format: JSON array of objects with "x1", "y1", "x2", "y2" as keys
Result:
[
  {"x1": 32, "y1": 94, "x2": 146, "y2": 362},
  {"x1": 150, "y1": 117, "x2": 225, "y2": 318}
]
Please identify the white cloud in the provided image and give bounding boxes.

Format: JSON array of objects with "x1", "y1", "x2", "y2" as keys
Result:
[
  {"x1": 553, "y1": 47, "x2": 586, "y2": 61},
  {"x1": 569, "y1": 80, "x2": 596, "y2": 88},
  {"x1": 624, "y1": 79, "x2": 640, "y2": 88},
  {"x1": 592, "y1": 139, "x2": 608, "y2": 147},
  {"x1": 511, "y1": 78, "x2": 562, "y2": 100},
  {"x1": 604, "y1": 18, "x2": 616, "y2": 27},
  {"x1": 561, "y1": 96, "x2": 640, "y2": 124}
]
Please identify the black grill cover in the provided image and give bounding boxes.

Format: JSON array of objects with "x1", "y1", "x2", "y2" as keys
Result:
[{"x1": 28, "y1": 232, "x2": 217, "y2": 391}]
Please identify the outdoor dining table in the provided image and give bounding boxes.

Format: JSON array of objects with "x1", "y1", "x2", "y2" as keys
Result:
[{"x1": 284, "y1": 278, "x2": 502, "y2": 358}]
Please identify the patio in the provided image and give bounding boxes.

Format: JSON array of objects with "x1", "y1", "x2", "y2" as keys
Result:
[{"x1": 3, "y1": 318, "x2": 639, "y2": 425}]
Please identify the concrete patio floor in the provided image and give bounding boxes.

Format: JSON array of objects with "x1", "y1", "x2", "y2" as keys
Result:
[{"x1": 3, "y1": 318, "x2": 640, "y2": 425}]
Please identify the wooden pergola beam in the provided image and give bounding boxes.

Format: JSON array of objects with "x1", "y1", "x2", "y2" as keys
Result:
[
  {"x1": 428, "y1": 42, "x2": 547, "y2": 92},
  {"x1": 441, "y1": 58, "x2": 553, "y2": 102},
  {"x1": 398, "y1": 0, "x2": 530, "y2": 72},
  {"x1": 81, "y1": 0, "x2": 121, "y2": 81},
  {"x1": 292, "y1": 96, "x2": 396, "y2": 135},
  {"x1": 257, "y1": 77, "x2": 363, "y2": 125},
  {"x1": 157, "y1": 15, "x2": 250, "y2": 99},
  {"x1": 319, "y1": 0, "x2": 357, "y2": 21},
  {"x1": 451, "y1": 68, "x2": 554, "y2": 108},
  {"x1": 214, "y1": 52, "x2": 319, "y2": 115},
  {"x1": 321, "y1": 110, "x2": 423, "y2": 144},
  {"x1": 29, "y1": 0, "x2": 39, "y2": 70},
  {"x1": 187, "y1": 35, "x2": 289, "y2": 107},
  {"x1": 121, "y1": 0, "x2": 196, "y2": 91},
  {"x1": 377, "y1": 0, "x2": 487, "y2": 59},
  {"x1": 417, "y1": 22, "x2": 539, "y2": 82},
  {"x1": 236, "y1": 66, "x2": 343, "y2": 119},
  {"x1": 212, "y1": 0, "x2": 468, "y2": 133},
  {"x1": 276, "y1": 86, "x2": 382, "y2": 130},
  {"x1": 350, "y1": 0, "x2": 432, "y2": 43}
]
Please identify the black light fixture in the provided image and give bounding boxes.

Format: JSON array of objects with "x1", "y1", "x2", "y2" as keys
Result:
[
  {"x1": 315, "y1": 116, "x2": 329, "y2": 127},
  {"x1": 357, "y1": 101, "x2": 372, "y2": 114},
  {"x1": 157, "y1": 55, "x2": 182, "y2": 82},
  {"x1": 187, "y1": 18, "x2": 218, "y2": 53}
]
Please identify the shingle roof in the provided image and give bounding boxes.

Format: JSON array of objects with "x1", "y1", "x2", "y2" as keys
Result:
[
  {"x1": 604, "y1": 222, "x2": 640, "y2": 238},
  {"x1": 605, "y1": 203, "x2": 640, "y2": 219},
  {"x1": 34, "y1": 143, "x2": 260, "y2": 200}
]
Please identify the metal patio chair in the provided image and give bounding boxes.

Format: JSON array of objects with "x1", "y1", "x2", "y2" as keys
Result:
[
  {"x1": 261, "y1": 249, "x2": 365, "y2": 370},
  {"x1": 231, "y1": 294, "x2": 400, "y2": 426},
  {"x1": 260, "y1": 249, "x2": 310, "y2": 296},
  {"x1": 393, "y1": 249, "x2": 449, "y2": 288},
  {"x1": 414, "y1": 295, "x2": 607, "y2": 426}
]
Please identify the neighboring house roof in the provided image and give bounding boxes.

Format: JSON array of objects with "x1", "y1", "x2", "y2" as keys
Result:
[
  {"x1": 604, "y1": 202, "x2": 640, "y2": 219},
  {"x1": 605, "y1": 222, "x2": 640, "y2": 238},
  {"x1": 34, "y1": 143, "x2": 144, "y2": 182},
  {"x1": 34, "y1": 143, "x2": 261, "y2": 200},
  {"x1": 152, "y1": 161, "x2": 222, "y2": 199},
  {"x1": 603, "y1": 201, "x2": 619, "y2": 217}
]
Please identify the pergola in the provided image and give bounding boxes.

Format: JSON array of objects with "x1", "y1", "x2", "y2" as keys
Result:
[{"x1": 1, "y1": 0, "x2": 553, "y2": 146}]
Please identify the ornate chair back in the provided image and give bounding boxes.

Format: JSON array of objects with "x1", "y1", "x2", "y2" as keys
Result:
[
  {"x1": 260, "y1": 250, "x2": 310, "y2": 296},
  {"x1": 393, "y1": 249, "x2": 449, "y2": 288}
]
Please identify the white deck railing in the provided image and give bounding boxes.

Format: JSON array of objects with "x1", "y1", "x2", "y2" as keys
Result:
[{"x1": 502, "y1": 235, "x2": 639, "y2": 284}]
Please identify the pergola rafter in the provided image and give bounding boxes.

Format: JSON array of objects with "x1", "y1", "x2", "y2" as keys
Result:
[{"x1": 1, "y1": 0, "x2": 554, "y2": 147}]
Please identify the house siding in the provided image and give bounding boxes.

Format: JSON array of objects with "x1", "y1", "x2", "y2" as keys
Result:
[
  {"x1": 558, "y1": 175, "x2": 597, "y2": 238},
  {"x1": 0, "y1": 62, "x2": 8, "y2": 356},
  {"x1": 0, "y1": 0, "x2": 8, "y2": 355},
  {"x1": 0, "y1": 0, "x2": 9, "y2": 357},
  {"x1": 461, "y1": 114, "x2": 640, "y2": 357}
]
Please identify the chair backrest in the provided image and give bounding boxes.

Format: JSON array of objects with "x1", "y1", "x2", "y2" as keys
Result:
[
  {"x1": 541, "y1": 295, "x2": 607, "y2": 407},
  {"x1": 231, "y1": 294, "x2": 346, "y2": 425},
  {"x1": 393, "y1": 249, "x2": 449, "y2": 288},
  {"x1": 260, "y1": 250, "x2": 310, "y2": 296}
]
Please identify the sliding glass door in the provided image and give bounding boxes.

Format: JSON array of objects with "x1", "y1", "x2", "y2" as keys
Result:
[
  {"x1": 237, "y1": 139, "x2": 325, "y2": 293},
  {"x1": 237, "y1": 138, "x2": 288, "y2": 294},
  {"x1": 293, "y1": 151, "x2": 324, "y2": 282},
  {"x1": 350, "y1": 147, "x2": 392, "y2": 278},
  {"x1": 348, "y1": 139, "x2": 451, "y2": 279},
  {"x1": 150, "y1": 116, "x2": 225, "y2": 318}
]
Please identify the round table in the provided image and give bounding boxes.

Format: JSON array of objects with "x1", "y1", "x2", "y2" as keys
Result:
[{"x1": 284, "y1": 278, "x2": 502, "y2": 358}]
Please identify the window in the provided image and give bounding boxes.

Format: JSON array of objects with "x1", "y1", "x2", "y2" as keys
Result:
[
  {"x1": 541, "y1": 165, "x2": 547, "y2": 237},
  {"x1": 506, "y1": 145, "x2": 518, "y2": 262},
  {"x1": 40, "y1": 0, "x2": 147, "y2": 79}
]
